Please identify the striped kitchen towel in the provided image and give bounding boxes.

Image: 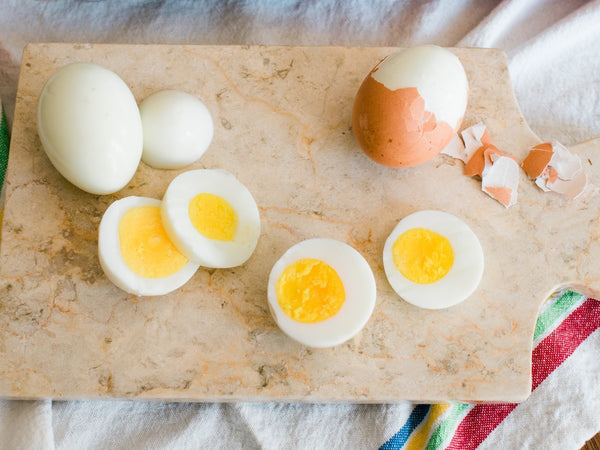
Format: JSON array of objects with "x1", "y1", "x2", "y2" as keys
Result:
[{"x1": 380, "y1": 289, "x2": 600, "y2": 449}]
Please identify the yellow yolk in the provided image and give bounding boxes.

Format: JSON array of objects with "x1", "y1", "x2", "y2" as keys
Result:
[
  {"x1": 189, "y1": 193, "x2": 237, "y2": 241},
  {"x1": 119, "y1": 206, "x2": 188, "y2": 278},
  {"x1": 276, "y1": 258, "x2": 345, "y2": 323},
  {"x1": 392, "y1": 227, "x2": 454, "y2": 284}
]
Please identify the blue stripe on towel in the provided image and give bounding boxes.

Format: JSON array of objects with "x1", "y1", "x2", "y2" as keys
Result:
[{"x1": 380, "y1": 404, "x2": 431, "y2": 450}]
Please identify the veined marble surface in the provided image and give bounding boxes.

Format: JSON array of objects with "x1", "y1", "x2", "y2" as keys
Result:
[{"x1": 1, "y1": 44, "x2": 599, "y2": 403}]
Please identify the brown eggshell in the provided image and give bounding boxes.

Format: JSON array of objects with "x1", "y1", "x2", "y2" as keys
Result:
[
  {"x1": 522, "y1": 142, "x2": 554, "y2": 179},
  {"x1": 352, "y1": 74, "x2": 455, "y2": 168}
]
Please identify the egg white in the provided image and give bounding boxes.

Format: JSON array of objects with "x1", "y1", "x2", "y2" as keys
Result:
[
  {"x1": 267, "y1": 238, "x2": 377, "y2": 348},
  {"x1": 383, "y1": 210, "x2": 484, "y2": 309},
  {"x1": 161, "y1": 169, "x2": 261, "y2": 268},
  {"x1": 371, "y1": 45, "x2": 468, "y2": 131},
  {"x1": 98, "y1": 196, "x2": 200, "y2": 296},
  {"x1": 140, "y1": 90, "x2": 214, "y2": 169}
]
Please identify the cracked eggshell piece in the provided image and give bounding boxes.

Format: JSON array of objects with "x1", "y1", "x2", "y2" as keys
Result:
[
  {"x1": 461, "y1": 122, "x2": 491, "y2": 161},
  {"x1": 267, "y1": 238, "x2": 377, "y2": 348},
  {"x1": 98, "y1": 196, "x2": 200, "y2": 296},
  {"x1": 439, "y1": 133, "x2": 465, "y2": 160},
  {"x1": 523, "y1": 141, "x2": 587, "y2": 198},
  {"x1": 464, "y1": 144, "x2": 510, "y2": 178},
  {"x1": 441, "y1": 122, "x2": 490, "y2": 164},
  {"x1": 481, "y1": 154, "x2": 519, "y2": 208},
  {"x1": 140, "y1": 90, "x2": 214, "y2": 169},
  {"x1": 352, "y1": 45, "x2": 469, "y2": 167},
  {"x1": 383, "y1": 210, "x2": 484, "y2": 309},
  {"x1": 467, "y1": 143, "x2": 519, "y2": 208},
  {"x1": 522, "y1": 142, "x2": 554, "y2": 180},
  {"x1": 447, "y1": 121, "x2": 519, "y2": 208},
  {"x1": 161, "y1": 169, "x2": 261, "y2": 268}
]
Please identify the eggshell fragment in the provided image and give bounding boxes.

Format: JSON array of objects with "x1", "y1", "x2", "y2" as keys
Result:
[
  {"x1": 443, "y1": 122, "x2": 519, "y2": 208},
  {"x1": 523, "y1": 141, "x2": 587, "y2": 199},
  {"x1": 467, "y1": 142, "x2": 519, "y2": 208},
  {"x1": 439, "y1": 133, "x2": 465, "y2": 160},
  {"x1": 352, "y1": 45, "x2": 469, "y2": 168},
  {"x1": 462, "y1": 122, "x2": 491, "y2": 158},
  {"x1": 480, "y1": 154, "x2": 519, "y2": 208},
  {"x1": 464, "y1": 144, "x2": 505, "y2": 177},
  {"x1": 522, "y1": 143, "x2": 554, "y2": 179},
  {"x1": 442, "y1": 121, "x2": 491, "y2": 164}
]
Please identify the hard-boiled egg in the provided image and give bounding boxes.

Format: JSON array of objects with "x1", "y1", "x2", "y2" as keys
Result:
[
  {"x1": 140, "y1": 90, "x2": 214, "y2": 169},
  {"x1": 267, "y1": 238, "x2": 376, "y2": 348},
  {"x1": 352, "y1": 45, "x2": 468, "y2": 167},
  {"x1": 38, "y1": 62, "x2": 143, "y2": 194},
  {"x1": 161, "y1": 169, "x2": 261, "y2": 268},
  {"x1": 98, "y1": 196, "x2": 199, "y2": 296},
  {"x1": 383, "y1": 210, "x2": 484, "y2": 309}
]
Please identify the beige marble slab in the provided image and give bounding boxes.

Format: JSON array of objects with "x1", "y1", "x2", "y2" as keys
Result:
[{"x1": 1, "y1": 43, "x2": 599, "y2": 403}]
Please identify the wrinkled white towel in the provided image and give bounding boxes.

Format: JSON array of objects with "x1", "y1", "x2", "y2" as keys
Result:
[{"x1": 1, "y1": 1, "x2": 599, "y2": 448}]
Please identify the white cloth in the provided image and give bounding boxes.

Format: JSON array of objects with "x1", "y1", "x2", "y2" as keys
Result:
[{"x1": 1, "y1": 1, "x2": 599, "y2": 448}]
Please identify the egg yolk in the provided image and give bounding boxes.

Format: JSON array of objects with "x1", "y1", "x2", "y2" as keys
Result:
[
  {"x1": 392, "y1": 228, "x2": 454, "y2": 284},
  {"x1": 189, "y1": 193, "x2": 238, "y2": 241},
  {"x1": 276, "y1": 258, "x2": 345, "y2": 323},
  {"x1": 119, "y1": 206, "x2": 189, "y2": 278}
]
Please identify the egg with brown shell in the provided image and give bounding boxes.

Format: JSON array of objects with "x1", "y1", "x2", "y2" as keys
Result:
[{"x1": 352, "y1": 45, "x2": 469, "y2": 167}]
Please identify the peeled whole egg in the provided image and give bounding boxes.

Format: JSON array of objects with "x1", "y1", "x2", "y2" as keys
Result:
[
  {"x1": 98, "y1": 196, "x2": 200, "y2": 296},
  {"x1": 139, "y1": 90, "x2": 214, "y2": 169},
  {"x1": 161, "y1": 169, "x2": 261, "y2": 268},
  {"x1": 383, "y1": 210, "x2": 484, "y2": 309},
  {"x1": 352, "y1": 45, "x2": 469, "y2": 167},
  {"x1": 38, "y1": 62, "x2": 143, "y2": 195},
  {"x1": 267, "y1": 238, "x2": 376, "y2": 348}
]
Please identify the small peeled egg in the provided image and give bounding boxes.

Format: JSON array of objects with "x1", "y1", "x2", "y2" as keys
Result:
[
  {"x1": 140, "y1": 90, "x2": 214, "y2": 169},
  {"x1": 161, "y1": 169, "x2": 261, "y2": 268},
  {"x1": 38, "y1": 62, "x2": 143, "y2": 194},
  {"x1": 267, "y1": 238, "x2": 376, "y2": 348},
  {"x1": 352, "y1": 45, "x2": 468, "y2": 167},
  {"x1": 98, "y1": 196, "x2": 200, "y2": 296},
  {"x1": 383, "y1": 210, "x2": 483, "y2": 309}
]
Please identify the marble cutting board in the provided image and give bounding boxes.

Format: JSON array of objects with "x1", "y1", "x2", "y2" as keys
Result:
[{"x1": 1, "y1": 43, "x2": 599, "y2": 403}]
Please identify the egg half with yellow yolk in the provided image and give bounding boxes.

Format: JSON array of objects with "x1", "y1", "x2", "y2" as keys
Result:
[
  {"x1": 98, "y1": 196, "x2": 200, "y2": 296},
  {"x1": 267, "y1": 238, "x2": 376, "y2": 348},
  {"x1": 383, "y1": 210, "x2": 484, "y2": 309},
  {"x1": 161, "y1": 169, "x2": 261, "y2": 268}
]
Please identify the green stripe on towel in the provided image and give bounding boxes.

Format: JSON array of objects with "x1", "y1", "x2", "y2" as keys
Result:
[{"x1": 534, "y1": 290, "x2": 585, "y2": 343}]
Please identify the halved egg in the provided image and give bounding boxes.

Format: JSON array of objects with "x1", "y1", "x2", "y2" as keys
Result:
[
  {"x1": 383, "y1": 210, "x2": 484, "y2": 309},
  {"x1": 267, "y1": 238, "x2": 376, "y2": 348},
  {"x1": 161, "y1": 169, "x2": 261, "y2": 268},
  {"x1": 98, "y1": 196, "x2": 200, "y2": 296}
]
